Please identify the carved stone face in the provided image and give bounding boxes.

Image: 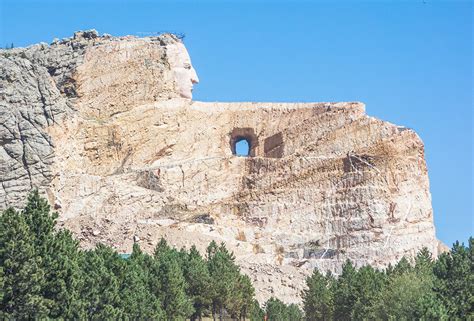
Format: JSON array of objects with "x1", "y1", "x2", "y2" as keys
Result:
[{"x1": 166, "y1": 41, "x2": 199, "y2": 99}]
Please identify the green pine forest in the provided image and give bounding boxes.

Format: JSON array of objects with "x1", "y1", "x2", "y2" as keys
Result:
[{"x1": 0, "y1": 191, "x2": 472, "y2": 320}]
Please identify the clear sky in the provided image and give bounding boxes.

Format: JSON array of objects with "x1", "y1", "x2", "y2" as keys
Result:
[{"x1": 1, "y1": 0, "x2": 472, "y2": 246}]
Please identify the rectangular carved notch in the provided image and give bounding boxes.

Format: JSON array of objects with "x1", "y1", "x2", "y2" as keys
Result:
[{"x1": 264, "y1": 132, "x2": 284, "y2": 158}]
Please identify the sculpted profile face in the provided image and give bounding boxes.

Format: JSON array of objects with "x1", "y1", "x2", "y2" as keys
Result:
[{"x1": 166, "y1": 40, "x2": 199, "y2": 99}]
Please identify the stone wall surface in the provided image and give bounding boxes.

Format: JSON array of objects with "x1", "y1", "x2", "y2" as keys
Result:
[{"x1": 0, "y1": 31, "x2": 440, "y2": 304}]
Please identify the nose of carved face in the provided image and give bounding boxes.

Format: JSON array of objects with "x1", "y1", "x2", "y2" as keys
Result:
[{"x1": 190, "y1": 67, "x2": 199, "y2": 85}]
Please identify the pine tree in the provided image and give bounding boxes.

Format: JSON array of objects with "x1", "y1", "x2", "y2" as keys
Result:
[
  {"x1": 239, "y1": 274, "x2": 256, "y2": 319},
  {"x1": 413, "y1": 291, "x2": 449, "y2": 320},
  {"x1": 182, "y1": 245, "x2": 212, "y2": 320},
  {"x1": 154, "y1": 241, "x2": 193, "y2": 320},
  {"x1": 0, "y1": 207, "x2": 50, "y2": 318},
  {"x1": 42, "y1": 229, "x2": 85, "y2": 318},
  {"x1": 80, "y1": 244, "x2": 125, "y2": 319},
  {"x1": 21, "y1": 190, "x2": 57, "y2": 247},
  {"x1": 372, "y1": 247, "x2": 448, "y2": 321},
  {"x1": 414, "y1": 247, "x2": 434, "y2": 273},
  {"x1": 287, "y1": 303, "x2": 303, "y2": 320},
  {"x1": 249, "y1": 300, "x2": 265, "y2": 321},
  {"x1": 206, "y1": 241, "x2": 256, "y2": 320},
  {"x1": 373, "y1": 270, "x2": 428, "y2": 319},
  {"x1": 265, "y1": 297, "x2": 288, "y2": 321},
  {"x1": 159, "y1": 256, "x2": 194, "y2": 320},
  {"x1": 333, "y1": 260, "x2": 357, "y2": 320},
  {"x1": 227, "y1": 274, "x2": 255, "y2": 320},
  {"x1": 303, "y1": 269, "x2": 334, "y2": 321},
  {"x1": 409, "y1": 247, "x2": 448, "y2": 319},
  {"x1": 120, "y1": 243, "x2": 165, "y2": 319},
  {"x1": 154, "y1": 237, "x2": 172, "y2": 258},
  {"x1": 265, "y1": 297, "x2": 302, "y2": 321},
  {"x1": 433, "y1": 238, "x2": 473, "y2": 319},
  {"x1": 351, "y1": 265, "x2": 385, "y2": 320},
  {"x1": 20, "y1": 191, "x2": 85, "y2": 318},
  {"x1": 207, "y1": 242, "x2": 240, "y2": 320},
  {"x1": 206, "y1": 240, "x2": 218, "y2": 261},
  {"x1": 0, "y1": 266, "x2": 3, "y2": 303},
  {"x1": 391, "y1": 256, "x2": 412, "y2": 275}
]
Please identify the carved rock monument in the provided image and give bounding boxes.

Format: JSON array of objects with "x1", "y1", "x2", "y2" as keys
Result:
[{"x1": 0, "y1": 31, "x2": 441, "y2": 303}]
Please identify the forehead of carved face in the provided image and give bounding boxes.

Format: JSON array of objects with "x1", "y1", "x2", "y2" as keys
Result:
[{"x1": 166, "y1": 42, "x2": 199, "y2": 99}]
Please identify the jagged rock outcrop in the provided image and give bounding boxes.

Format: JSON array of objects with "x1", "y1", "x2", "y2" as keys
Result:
[{"x1": 0, "y1": 31, "x2": 440, "y2": 304}]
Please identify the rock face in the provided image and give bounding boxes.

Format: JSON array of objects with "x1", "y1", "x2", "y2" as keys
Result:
[{"x1": 0, "y1": 31, "x2": 439, "y2": 304}]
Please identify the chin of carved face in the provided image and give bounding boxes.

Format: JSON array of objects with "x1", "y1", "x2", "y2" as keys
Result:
[{"x1": 167, "y1": 42, "x2": 199, "y2": 99}]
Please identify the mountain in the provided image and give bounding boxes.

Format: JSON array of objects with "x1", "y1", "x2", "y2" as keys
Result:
[{"x1": 0, "y1": 30, "x2": 442, "y2": 304}]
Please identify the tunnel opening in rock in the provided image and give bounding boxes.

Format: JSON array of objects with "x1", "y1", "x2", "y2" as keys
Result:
[
  {"x1": 235, "y1": 138, "x2": 250, "y2": 157},
  {"x1": 230, "y1": 128, "x2": 258, "y2": 157}
]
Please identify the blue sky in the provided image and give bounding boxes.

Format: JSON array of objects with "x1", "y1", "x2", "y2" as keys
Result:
[{"x1": 1, "y1": 0, "x2": 472, "y2": 246}]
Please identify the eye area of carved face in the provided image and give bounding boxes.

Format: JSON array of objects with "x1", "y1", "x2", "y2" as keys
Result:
[{"x1": 183, "y1": 63, "x2": 191, "y2": 70}]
